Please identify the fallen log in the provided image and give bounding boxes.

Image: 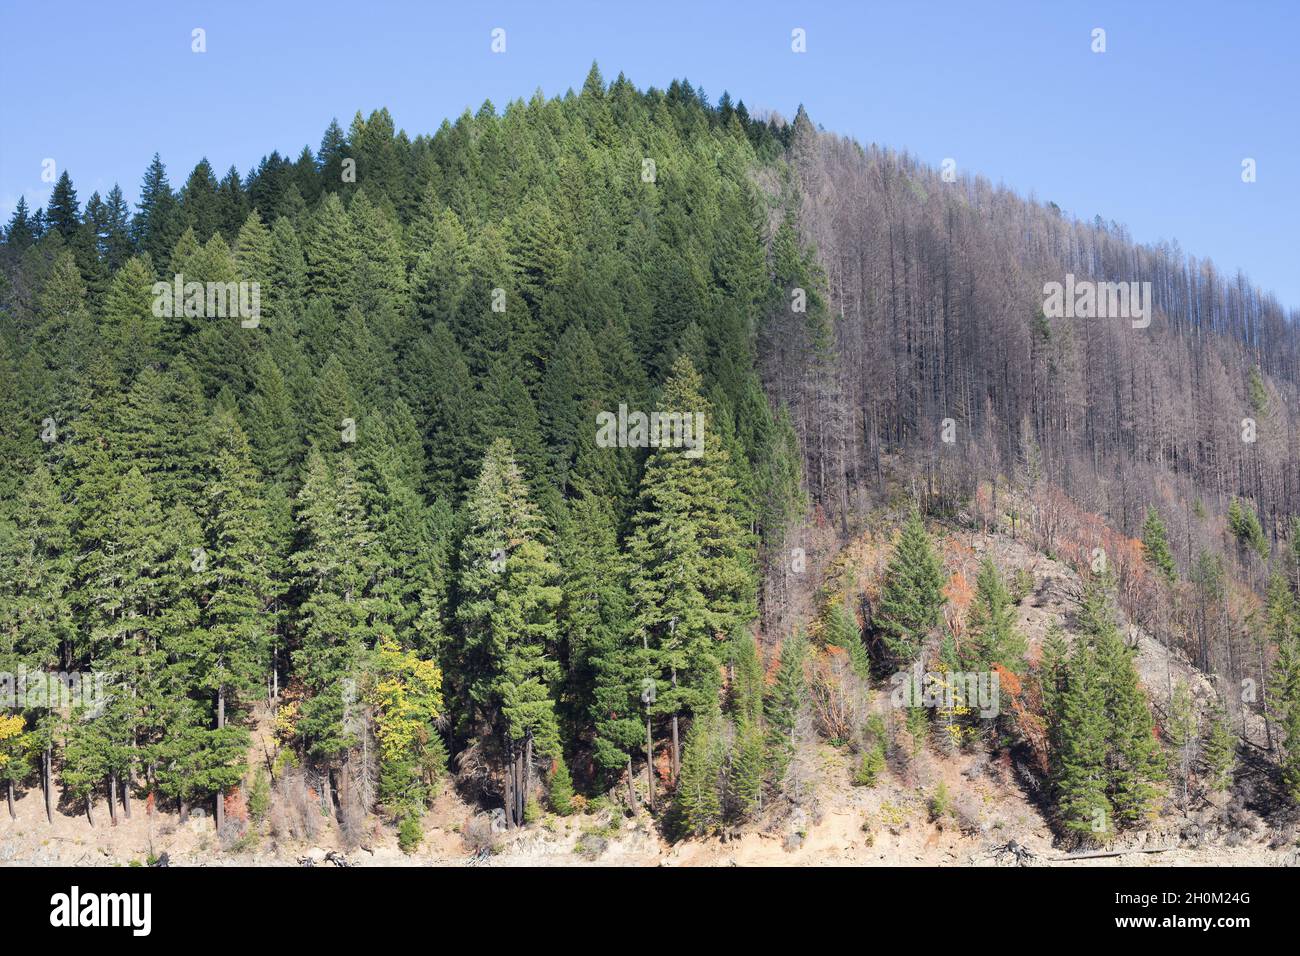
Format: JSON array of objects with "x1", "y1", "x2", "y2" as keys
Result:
[{"x1": 1052, "y1": 846, "x2": 1176, "y2": 861}]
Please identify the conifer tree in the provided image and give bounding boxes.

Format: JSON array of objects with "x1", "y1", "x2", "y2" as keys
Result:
[
  {"x1": 963, "y1": 558, "x2": 1027, "y2": 673},
  {"x1": 46, "y1": 171, "x2": 81, "y2": 239},
  {"x1": 1141, "y1": 506, "x2": 1178, "y2": 584},
  {"x1": 133, "y1": 154, "x2": 184, "y2": 271},
  {"x1": 292, "y1": 451, "x2": 376, "y2": 765},
  {"x1": 191, "y1": 412, "x2": 275, "y2": 828},
  {"x1": 1052, "y1": 643, "x2": 1112, "y2": 840},
  {"x1": 1201, "y1": 699, "x2": 1237, "y2": 795},
  {"x1": 676, "y1": 703, "x2": 725, "y2": 835},
  {"x1": 1087, "y1": 577, "x2": 1164, "y2": 825},
  {"x1": 455, "y1": 439, "x2": 562, "y2": 827},
  {"x1": 765, "y1": 631, "x2": 807, "y2": 786},
  {"x1": 304, "y1": 192, "x2": 357, "y2": 310},
  {"x1": 876, "y1": 510, "x2": 946, "y2": 666},
  {"x1": 626, "y1": 356, "x2": 757, "y2": 781},
  {"x1": 1268, "y1": 585, "x2": 1300, "y2": 804},
  {"x1": 0, "y1": 465, "x2": 74, "y2": 821}
]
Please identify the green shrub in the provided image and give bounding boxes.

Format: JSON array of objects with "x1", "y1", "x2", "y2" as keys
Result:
[
  {"x1": 398, "y1": 814, "x2": 423, "y2": 854},
  {"x1": 248, "y1": 767, "x2": 270, "y2": 824},
  {"x1": 929, "y1": 781, "x2": 952, "y2": 821},
  {"x1": 549, "y1": 760, "x2": 575, "y2": 815}
]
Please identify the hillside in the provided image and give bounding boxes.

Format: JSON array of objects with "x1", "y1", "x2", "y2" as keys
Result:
[
  {"x1": 2, "y1": 66, "x2": 1299, "y2": 867},
  {"x1": 2, "y1": 521, "x2": 1293, "y2": 867}
]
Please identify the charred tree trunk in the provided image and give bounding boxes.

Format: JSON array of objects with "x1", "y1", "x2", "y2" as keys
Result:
[{"x1": 106, "y1": 774, "x2": 118, "y2": 826}]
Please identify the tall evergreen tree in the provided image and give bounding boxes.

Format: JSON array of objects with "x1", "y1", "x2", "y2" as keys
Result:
[{"x1": 455, "y1": 439, "x2": 562, "y2": 826}]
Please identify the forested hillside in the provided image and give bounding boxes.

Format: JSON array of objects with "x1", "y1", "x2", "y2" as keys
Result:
[{"x1": 2, "y1": 65, "x2": 1299, "y2": 860}]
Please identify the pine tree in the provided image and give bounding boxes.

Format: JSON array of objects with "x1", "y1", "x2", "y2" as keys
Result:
[
  {"x1": 626, "y1": 356, "x2": 757, "y2": 782},
  {"x1": 71, "y1": 464, "x2": 172, "y2": 824},
  {"x1": 676, "y1": 703, "x2": 725, "y2": 835},
  {"x1": 188, "y1": 412, "x2": 275, "y2": 827},
  {"x1": 765, "y1": 631, "x2": 807, "y2": 786},
  {"x1": 876, "y1": 510, "x2": 946, "y2": 666},
  {"x1": 963, "y1": 557, "x2": 1027, "y2": 673},
  {"x1": 1141, "y1": 507, "x2": 1178, "y2": 584},
  {"x1": 1082, "y1": 576, "x2": 1165, "y2": 826},
  {"x1": 548, "y1": 757, "x2": 575, "y2": 815},
  {"x1": 46, "y1": 171, "x2": 81, "y2": 239},
  {"x1": 455, "y1": 439, "x2": 562, "y2": 827},
  {"x1": 133, "y1": 154, "x2": 184, "y2": 272},
  {"x1": 304, "y1": 192, "x2": 357, "y2": 310},
  {"x1": 180, "y1": 159, "x2": 222, "y2": 240},
  {"x1": 101, "y1": 256, "x2": 162, "y2": 374},
  {"x1": 1267, "y1": 582, "x2": 1300, "y2": 804},
  {"x1": 1053, "y1": 643, "x2": 1112, "y2": 841},
  {"x1": 0, "y1": 465, "x2": 74, "y2": 820},
  {"x1": 724, "y1": 631, "x2": 765, "y2": 818},
  {"x1": 1201, "y1": 699, "x2": 1237, "y2": 795},
  {"x1": 5, "y1": 197, "x2": 37, "y2": 249},
  {"x1": 291, "y1": 451, "x2": 376, "y2": 762}
]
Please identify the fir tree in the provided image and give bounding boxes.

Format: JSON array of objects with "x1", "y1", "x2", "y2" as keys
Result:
[
  {"x1": 1052, "y1": 643, "x2": 1112, "y2": 841},
  {"x1": 875, "y1": 510, "x2": 946, "y2": 666},
  {"x1": 455, "y1": 439, "x2": 562, "y2": 827},
  {"x1": 626, "y1": 356, "x2": 757, "y2": 781},
  {"x1": 963, "y1": 557, "x2": 1027, "y2": 673},
  {"x1": 765, "y1": 631, "x2": 807, "y2": 786},
  {"x1": 1201, "y1": 699, "x2": 1237, "y2": 795},
  {"x1": 1141, "y1": 506, "x2": 1177, "y2": 584}
]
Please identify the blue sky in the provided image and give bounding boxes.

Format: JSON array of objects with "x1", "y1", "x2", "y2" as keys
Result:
[{"x1": 2, "y1": 0, "x2": 1296, "y2": 309}]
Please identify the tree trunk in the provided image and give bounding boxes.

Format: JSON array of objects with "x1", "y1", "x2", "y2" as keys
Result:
[
  {"x1": 107, "y1": 774, "x2": 118, "y2": 826},
  {"x1": 43, "y1": 747, "x2": 53, "y2": 824},
  {"x1": 670, "y1": 669, "x2": 680, "y2": 782},
  {"x1": 626, "y1": 756, "x2": 640, "y2": 815},
  {"x1": 514, "y1": 749, "x2": 525, "y2": 825},
  {"x1": 503, "y1": 741, "x2": 516, "y2": 829},
  {"x1": 86, "y1": 791, "x2": 95, "y2": 827},
  {"x1": 6, "y1": 779, "x2": 13, "y2": 820},
  {"x1": 645, "y1": 718, "x2": 655, "y2": 809},
  {"x1": 215, "y1": 687, "x2": 225, "y2": 832},
  {"x1": 179, "y1": 796, "x2": 188, "y2": 824},
  {"x1": 121, "y1": 775, "x2": 131, "y2": 820},
  {"x1": 523, "y1": 733, "x2": 533, "y2": 818}
]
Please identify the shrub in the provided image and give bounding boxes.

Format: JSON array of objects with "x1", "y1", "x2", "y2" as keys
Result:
[
  {"x1": 248, "y1": 767, "x2": 270, "y2": 824},
  {"x1": 929, "y1": 781, "x2": 952, "y2": 821},
  {"x1": 853, "y1": 743, "x2": 887, "y2": 787},
  {"x1": 398, "y1": 814, "x2": 423, "y2": 854},
  {"x1": 549, "y1": 760, "x2": 575, "y2": 815}
]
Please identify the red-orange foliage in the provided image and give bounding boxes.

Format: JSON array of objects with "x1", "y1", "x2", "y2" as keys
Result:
[{"x1": 224, "y1": 785, "x2": 248, "y2": 823}]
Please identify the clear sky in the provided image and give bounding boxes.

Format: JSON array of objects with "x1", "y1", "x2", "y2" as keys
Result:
[{"x1": 2, "y1": 0, "x2": 1296, "y2": 309}]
